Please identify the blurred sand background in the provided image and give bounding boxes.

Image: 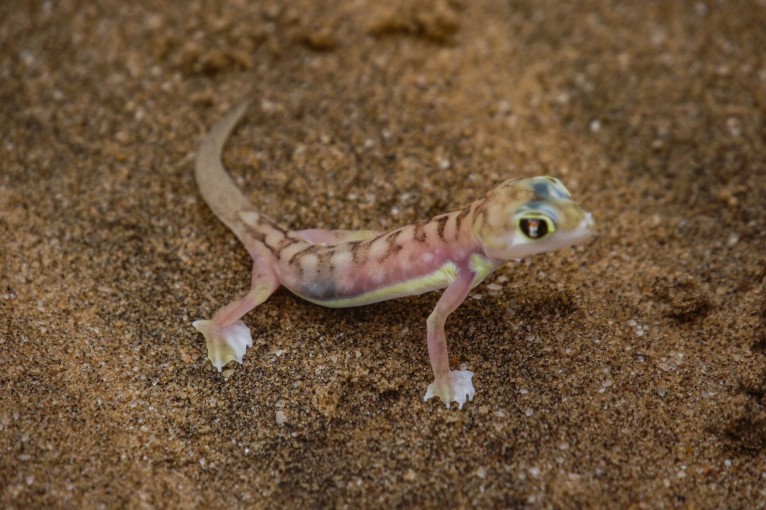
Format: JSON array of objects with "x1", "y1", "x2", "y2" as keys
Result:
[{"x1": 2, "y1": 0, "x2": 765, "y2": 507}]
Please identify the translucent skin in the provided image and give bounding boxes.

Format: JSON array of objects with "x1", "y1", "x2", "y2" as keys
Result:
[{"x1": 192, "y1": 101, "x2": 595, "y2": 409}]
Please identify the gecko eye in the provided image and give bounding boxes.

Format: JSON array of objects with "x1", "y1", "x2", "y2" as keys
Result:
[{"x1": 518, "y1": 213, "x2": 556, "y2": 240}]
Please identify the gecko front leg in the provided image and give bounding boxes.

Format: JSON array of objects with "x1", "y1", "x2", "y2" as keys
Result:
[
  {"x1": 424, "y1": 267, "x2": 476, "y2": 409},
  {"x1": 193, "y1": 256, "x2": 279, "y2": 371}
]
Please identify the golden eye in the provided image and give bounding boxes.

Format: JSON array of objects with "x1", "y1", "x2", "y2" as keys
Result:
[{"x1": 518, "y1": 214, "x2": 556, "y2": 239}]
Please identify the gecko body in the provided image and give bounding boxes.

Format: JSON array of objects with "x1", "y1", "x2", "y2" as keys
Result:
[{"x1": 193, "y1": 101, "x2": 595, "y2": 409}]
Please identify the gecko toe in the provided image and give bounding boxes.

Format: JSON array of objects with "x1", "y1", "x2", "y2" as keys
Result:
[
  {"x1": 424, "y1": 370, "x2": 475, "y2": 410},
  {"x1": 193, "y1": 319, "x2": 253, "y2": 371}
]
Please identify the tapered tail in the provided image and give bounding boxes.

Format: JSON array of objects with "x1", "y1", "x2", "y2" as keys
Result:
[{"x1": 194, "y1": 101, "x2": 254, "y2": 243}]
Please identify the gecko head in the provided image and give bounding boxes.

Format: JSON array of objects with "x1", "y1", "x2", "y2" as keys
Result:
[{"x1": 474, "y1": 176, "x2": 595, "y2": 261}]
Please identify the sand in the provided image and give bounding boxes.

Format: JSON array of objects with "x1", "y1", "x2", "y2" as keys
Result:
[{"x1": 1, "y1": 0, "x2": 765, "y2": 508}]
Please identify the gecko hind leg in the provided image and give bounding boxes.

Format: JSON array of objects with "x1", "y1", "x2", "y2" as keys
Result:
[
  {"x1": 292, "y1": 228, "x2": 381, "y2": 245},
  {"x1": 193, "y1": 258, "x2": 279, "y2": 371}
]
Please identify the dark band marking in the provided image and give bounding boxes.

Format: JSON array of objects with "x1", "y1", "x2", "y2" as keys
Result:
[
  {"x1": 378, "y1": 229, "x2": 403, "y2": 262},
  {"x1": 242, "y1": 207, "x2": 286, "y2": 232},
  {"x1": 413, "y1": 219, "x2": 428, "y2": 242},
  {"x1": 240, "y1": 207, "x2": 293, "y2": 256},
  {"x1": 350, "y1": 240, "x2": 369, "y2": 265},
  {"x1": 454, "y1": 205, "x2": 472, "y2": 232},
  {"x1": 243, "y1": 224, "x2": 267, "y2": 245},
  {"x1": 435, "y1": 215, "x2": 449, "y2": 241},
  {"x1": 317, "y1": 249, "x2": 335, "y2": 274},
  {"x1": 474, "y1": 202, "x2": 488, "y2": 226},
  {"x1": 275, "y1": 236, "x2": 302, "y2": 258},
  {"x1": 289, "y1": 245, "x2": 317, "y2": 266}
]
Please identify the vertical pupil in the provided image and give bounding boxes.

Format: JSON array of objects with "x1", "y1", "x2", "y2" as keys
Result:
[{"x1": 521, "y1": 218, "x2": 548, "y2": 238}]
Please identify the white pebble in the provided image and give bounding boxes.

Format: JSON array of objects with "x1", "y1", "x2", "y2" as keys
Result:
[{"x1": 275, "y1": 410, "x2": 287, "y2": 425}]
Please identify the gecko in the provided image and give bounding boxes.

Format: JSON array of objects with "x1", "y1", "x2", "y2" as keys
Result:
[{"x1": 192, "y1": 101, "x2": 595, "y2": 409}]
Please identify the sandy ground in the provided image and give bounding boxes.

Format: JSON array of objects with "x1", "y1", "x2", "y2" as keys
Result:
[{"x1": 2, "y1": 0, "x2": 766, "y2": 508}]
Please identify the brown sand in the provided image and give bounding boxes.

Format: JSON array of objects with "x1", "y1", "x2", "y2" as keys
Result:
[{"x1": 2, "y1": 1, "x2": 765, "y2": 508}]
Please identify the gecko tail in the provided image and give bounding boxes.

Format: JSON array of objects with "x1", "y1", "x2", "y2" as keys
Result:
[{"x1": 195, "y1": 100, "x2": 283, "y2": 247}]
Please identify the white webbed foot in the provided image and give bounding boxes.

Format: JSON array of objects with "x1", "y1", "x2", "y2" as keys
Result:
[
  {"x1": 424, "y1": 370, "x2": 475, "y2": 409},
  {"x1": 192, "y1": 319, "x2": 253, "y2": 371}
]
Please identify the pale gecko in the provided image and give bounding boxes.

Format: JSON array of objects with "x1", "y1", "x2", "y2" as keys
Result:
[{"x1": 192, "y1": 101, "x2": 595, "y2": 409}]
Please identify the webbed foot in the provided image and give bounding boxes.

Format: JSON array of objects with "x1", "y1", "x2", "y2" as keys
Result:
[
  {"x1": 192, "y1": 319, "x2": 252, "y2": 371},
  {"x1": 424, "y1": 370, "x2": 475, "y2": 409}
]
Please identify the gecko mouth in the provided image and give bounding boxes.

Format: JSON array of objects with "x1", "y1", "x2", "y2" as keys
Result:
[
  {"x1": 580, "y1": 212, "x2": 596, "y2": 237},
  {"x1": 570, "y1": 212, "x2": 597, "y2": 244},
  {"x1": 547, "y1": 212, "x2": 596, "y2": 250}
]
